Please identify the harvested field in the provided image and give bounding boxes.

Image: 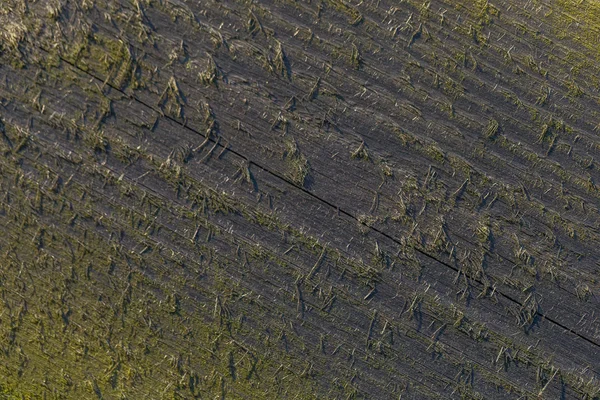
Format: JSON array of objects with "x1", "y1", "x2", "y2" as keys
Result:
[{"x1": 0, "y1": 0, "x2": 600, "y2": 398}]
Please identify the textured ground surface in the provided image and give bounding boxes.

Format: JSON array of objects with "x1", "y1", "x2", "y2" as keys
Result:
[{"x1": 1, "y1": 0, "x2": 600, "y2": 398}]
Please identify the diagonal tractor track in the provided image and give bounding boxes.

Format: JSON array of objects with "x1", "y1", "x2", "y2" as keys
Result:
[{"x1": 2, "y1": 0, "x2": 600, "y2": 398}]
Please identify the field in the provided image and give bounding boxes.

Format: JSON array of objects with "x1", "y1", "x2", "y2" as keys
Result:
[{"x1": 1, "y1": 0, "x2": 600, "y2": 398}]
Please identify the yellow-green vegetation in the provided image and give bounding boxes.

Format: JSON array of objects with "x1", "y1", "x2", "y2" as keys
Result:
[
  {"x1": 2, "y1": 0, "x2": 600, "y2": 398},
  {"x1": 548, "y1": 0, "x2": 600, "y2": 63}
]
